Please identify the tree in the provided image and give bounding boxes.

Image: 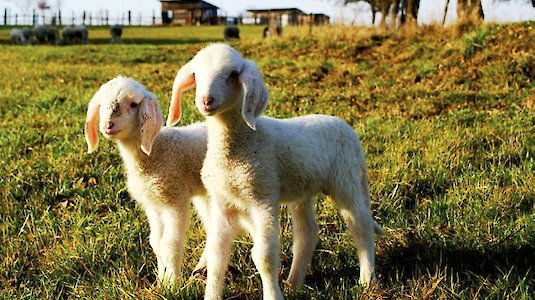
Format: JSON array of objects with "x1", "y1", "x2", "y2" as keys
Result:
[
  {"x1": 7, "y1": 0, "x2": 37, "y2": 15},
  {"x1": 342, "y1": 0, "x2": 420, "y2": 29},
  {"x1": 454, "y1": 0, "x2": 535, "y2": 25},
  {"x1": 457, "y1": 0, "x2": 484, "y2": 22},
  {"x1": 498, "y1": 0, "x2": 534, "y2": 7}
]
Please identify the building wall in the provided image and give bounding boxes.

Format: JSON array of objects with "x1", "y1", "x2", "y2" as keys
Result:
[
  {"x1": 245, "y1": 10, "x2": 330, "y2": 26},
  {"x1": 246, "y1": 11, "x2": 303, "y2": 26},
  {"x1": 161, "y1": 2, "x2": 218, "y2": 25}
]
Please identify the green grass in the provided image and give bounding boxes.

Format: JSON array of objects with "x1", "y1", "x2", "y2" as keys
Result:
[{"x1": 0, "y1": 23, "x2": 533, "y2": 299}]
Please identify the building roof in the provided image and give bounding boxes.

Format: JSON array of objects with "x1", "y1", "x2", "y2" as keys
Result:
[
  {"x1": 160, "y1": 0, "x2": 219, "y2": 10},
  {"x1": 246, "y1": 8, "x2": 306, "y2": 14}
]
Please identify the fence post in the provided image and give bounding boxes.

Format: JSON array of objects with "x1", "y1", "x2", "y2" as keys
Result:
[
  {"x1": 82, "y1": 11, "x2": 86, "y2": 24},
  {"x1": 15, "y1": 14, "x2": 17, "y2": 25},
  {"x1": 105, "y1": 10, "x2": 109, "y2": 25},
  {"x1": 33, "y1": 9, "x2": 36, "y2": 25},
  {"x1": 4, "y1": 8, "x2": 7, "y2": 26},
  {"x1": 58, "y1": 10, "x2": 62, "y2": 26},
  {"x1": 128, "y1": 10, "x2": 131, "y2": 25}
]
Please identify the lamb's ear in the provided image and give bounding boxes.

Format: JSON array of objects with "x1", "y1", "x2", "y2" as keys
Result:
[
  {"x1": 167, "y1": 61, "x2": 196, "y2": 127},
  {"x1": 139, "y1": 93, "x2": 163, "y2": 156},
  {"x1": 239, "y1": 60, "x2": 269, "y2": 130},
  {"x1": 85, "y1": 93, "x2": 101, "y2": 154}
]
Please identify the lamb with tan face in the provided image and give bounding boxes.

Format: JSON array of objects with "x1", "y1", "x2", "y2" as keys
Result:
[{"x1": 85, "y1": 76, "x2": 211, "y2": 286}]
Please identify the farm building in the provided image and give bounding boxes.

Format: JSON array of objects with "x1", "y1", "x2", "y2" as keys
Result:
[
  {"x1": 160, "y1": 0, "x2": 220, "y2": 25},
  {"x1": 310, "y1": 13, "x2": 330, "y2": 25},
  {"x1": 244, "y1": 8, "x2": 330, "y2": 26}
]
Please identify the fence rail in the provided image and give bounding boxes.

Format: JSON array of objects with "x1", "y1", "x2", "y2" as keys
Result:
[{"x1": 2, "y1": 9, "x2": 162, "y2": 26}]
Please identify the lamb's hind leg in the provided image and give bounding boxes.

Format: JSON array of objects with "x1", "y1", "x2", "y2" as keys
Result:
[
  {"x1": 285, "y1": 200, "x2": 319, "y2": 289},
  {"x1": 191, "y1": 197, "x2": 211, "y2": 275},
  {"x1": 334, "y1": 192, "x2": 377, "y2": 286}
]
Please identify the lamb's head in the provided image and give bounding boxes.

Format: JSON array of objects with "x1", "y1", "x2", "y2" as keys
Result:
[
  {"x1": 85, "y1": 76, "x2": 163, "y2": 155},
  {"x1": 167, "y1": 43, "x2": 269, "y2": 130}
]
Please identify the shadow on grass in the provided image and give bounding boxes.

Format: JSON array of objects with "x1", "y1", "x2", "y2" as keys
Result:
[
  {"x1": 291, "y1": 233, "x2": 534, "y2": 291},
  {"x1": 376, "y1": 234, "x2": 534, "y2": 282}
]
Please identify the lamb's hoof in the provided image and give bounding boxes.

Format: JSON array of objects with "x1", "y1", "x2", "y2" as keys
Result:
[
  {"x1": 283, "y1": 278, "x2": 299, "y2": 290},
  {"x1": 191, "y1": 266, "x2": 207, "y2": 278}
]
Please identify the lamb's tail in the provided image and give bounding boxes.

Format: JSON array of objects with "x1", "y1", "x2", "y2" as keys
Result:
[{"x1": 374, "y1": 221, "x2": 385, "y2": 235}]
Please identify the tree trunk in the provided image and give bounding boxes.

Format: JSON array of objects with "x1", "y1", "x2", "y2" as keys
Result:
[
  {"x1": 379, "y1": 2, "x2": 390, "y2": 29},
  {"x1": 390, "y1": 0, "x2": 399, "y2": 29},
  {"x1": 457, "y1": 0, "x2": 484, "y2": 22},
  {"x1": 371, "y1": 2, "x2": 377, "y2": 25},
  {"x1": 475, "y1": 0, "x2": 484, "y2": 19},
  {"x1": 443, "y1": 0, "x2": 451, "y2": 25},
  {"x1": 412, "y1": 0, "x2": 420, "y2": 20},
  {"x1": 405, "y1": 0, "x2": 419, "y2": 26}
]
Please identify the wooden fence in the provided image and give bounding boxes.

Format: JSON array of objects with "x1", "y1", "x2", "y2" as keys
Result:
[{"x1": 2, "y1": 9, "x2": 162, "y2": 26}]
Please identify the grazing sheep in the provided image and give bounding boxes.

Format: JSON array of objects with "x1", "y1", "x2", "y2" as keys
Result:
[
  {"x1": 62, "y1": 25, "x2": 88, "y2": 44},
  {"x1": 33, "y1": 25, "x2": 58, "y2": 44},
  {"x1": 167, "y1": 44, "x2": 384, "y2": 299},
  {"x1": 85, "y1": 76, "x2": 212, "y2": 285},
  {"x1": 263, "y1": 24, "x2": 282, "y2": 38},
  {"x1": 223, "y1": 26, "x2": 240, "y2": 41},
  {"x1": 110, "y1": 24, "x2": 122, "y2": 43},
  {"x1": 10, "y1": 28, "x2": 32, "y2": 45}
]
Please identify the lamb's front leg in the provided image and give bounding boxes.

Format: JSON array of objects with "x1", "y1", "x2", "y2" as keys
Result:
[
  {"x1": 144, "y1": 206, "x2": 165, "y2": 282},
  {"x1": 250, "y1": 204, "x2": 284, "y2": 300},
  {"x1": 158, "y1": 204, "x2": 191, "y2": 285},
  {"x1": 204, "y1": 200, "x2": 239, "y2": 300}
]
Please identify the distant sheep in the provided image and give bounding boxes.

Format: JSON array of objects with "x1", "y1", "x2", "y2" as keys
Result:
[
  {"x1": 62, "y1": 25, "x2": 88, "y2": 44},
  {"x1": 85, "y1": 76, "x2": 212, "y2": 284},
  {"x1": 33, "y1": 25, "x2": 58, "y2": 44},
  {"x1": 167, "y1": 44, "x2": 384, "y2": 299},
  {"x1": 223, "y1": 26, "x2": 240, "y2": 41},
  {"x1": 263, "y1": 24, "x2": 282, "y2": 38},
  {"x1": 110, "y1": 24, "x2": 122, "y2": 43},
  {"x1": 10, "y1": 28, "x2": 32, "y2": 45}
]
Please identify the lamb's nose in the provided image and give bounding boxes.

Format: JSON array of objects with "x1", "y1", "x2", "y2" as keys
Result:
[
  {"x1": 202, "y1": 96, "x2": 214, "y2": 107},
  {"x1": 106, "y1": 121, "x2": 115, "y2": 130}
]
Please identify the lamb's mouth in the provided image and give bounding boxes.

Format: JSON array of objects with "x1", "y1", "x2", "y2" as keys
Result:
[{"x1": 104, "y1": 129, "x2": 121, "y2": 136}]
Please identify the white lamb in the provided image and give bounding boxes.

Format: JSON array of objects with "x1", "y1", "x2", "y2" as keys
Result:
[
  {"x1": 167, "y1": 43, "x2": 384, "y2": 300},
  {"x1": 85, "y1": 76, "x2": 211, "y2": 285}
]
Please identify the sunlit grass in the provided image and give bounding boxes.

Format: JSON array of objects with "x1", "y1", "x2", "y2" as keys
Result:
[{"x1": 0, "y1": 22, "x2": 533, "y2": 299}]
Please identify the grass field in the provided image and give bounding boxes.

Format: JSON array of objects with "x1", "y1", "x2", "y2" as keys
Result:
[{"x1": 0, "y1": 23, "x2": 533, "y2": 299}]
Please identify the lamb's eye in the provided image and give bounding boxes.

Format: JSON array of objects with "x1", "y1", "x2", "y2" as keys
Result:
[{"x1": 130, "y1": 102, "x2": 138, "y2": 108}]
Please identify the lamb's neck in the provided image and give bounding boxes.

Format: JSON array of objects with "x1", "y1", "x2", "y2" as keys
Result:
[
  {"x1": 206, "y1": 110, "x2": 255, "y2": 154},
  {"x1": 116, "y1": 138, "x2": 149, "y2": 173}
]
